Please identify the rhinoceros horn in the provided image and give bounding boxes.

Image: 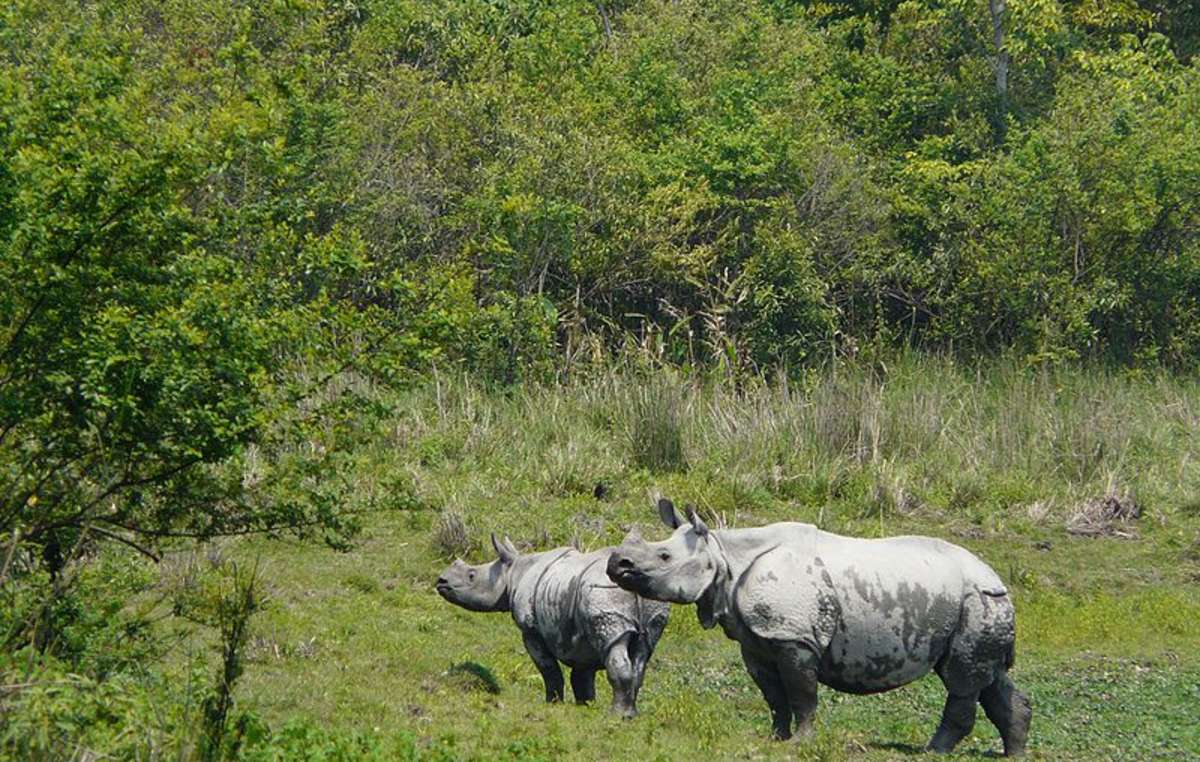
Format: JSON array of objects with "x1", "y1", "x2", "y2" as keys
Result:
[{"x1": 684, "y1": 505, "x2": 709, "y2": 537}]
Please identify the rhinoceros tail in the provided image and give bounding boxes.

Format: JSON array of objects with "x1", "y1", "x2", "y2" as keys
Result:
[{"x1": 977, "y1": 583, "x2": 1015, "y2": 671}]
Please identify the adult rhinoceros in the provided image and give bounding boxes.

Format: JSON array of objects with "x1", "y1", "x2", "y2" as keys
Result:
[
  {"x1": 437, "y1": 534, "x2": 669, "y2": 717},
  {"x1": 606, "y1": 499, "x2": 1031, "y2": 756}
]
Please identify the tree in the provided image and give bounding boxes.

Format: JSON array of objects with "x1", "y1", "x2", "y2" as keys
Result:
[{"x1": 0, "y1": 1, "x2": 378, "y2": 653}]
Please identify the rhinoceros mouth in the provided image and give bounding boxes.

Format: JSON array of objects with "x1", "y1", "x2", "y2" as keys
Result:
[{"x1": 608, "y1": 567, "x2": 648, "y2": 590}]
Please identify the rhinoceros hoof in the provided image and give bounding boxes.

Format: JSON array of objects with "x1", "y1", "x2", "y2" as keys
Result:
[{"x1": 791, "y1": 723, "x2": 814, "y2": 742}]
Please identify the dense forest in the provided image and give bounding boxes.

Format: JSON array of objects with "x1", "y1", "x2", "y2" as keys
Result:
[
  {"x1": 2, "y1": 0, "x2": 1199, "y2": 758},
  {"x1": 6, "y1": 0, "x2": 1199, "y2": 380}
]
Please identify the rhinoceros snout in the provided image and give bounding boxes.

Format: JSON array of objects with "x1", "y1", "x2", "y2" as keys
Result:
[
  {"x1": 608, "y1": 554, "x2": 634, "y2": 571},
  {"x1": 606, "y1": 553, "x2": 641, "y2": 586}
]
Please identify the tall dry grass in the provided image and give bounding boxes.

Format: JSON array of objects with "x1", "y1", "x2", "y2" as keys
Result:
[{"x1": 375, "y1": 355, "x2": 1199, "y2": 544}]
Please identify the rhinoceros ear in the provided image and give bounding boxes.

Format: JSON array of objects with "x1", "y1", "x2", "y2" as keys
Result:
[
  {"x1": 685, "y1": 505, "x2": 709, "y2": 537},
  {"x1": 657, "y1": 497, "x2": 684, "y2": 529},
  {"x1": 492, "y1": 533, "x2": 517, "y2": 566}
]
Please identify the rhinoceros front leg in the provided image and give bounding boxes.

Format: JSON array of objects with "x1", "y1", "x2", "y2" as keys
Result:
[
  {"x1": 602, "y1": 633, "x2": 638, "y2": 719},
  {"x1": 774, "y1": 642, "x2": 819, "y2": 740},
  {"x1": 521, "y1": 631, "x2": 565, "y2": 703},
  {"x1": 569, "y1": 666, "x2": 597, "y2": 705},
  {"x1": 740, "y1": 645, "x2": 792, "y2": 740},
  {"x1": 628, "y1": 631, "x2": 653, "y2": 698}
]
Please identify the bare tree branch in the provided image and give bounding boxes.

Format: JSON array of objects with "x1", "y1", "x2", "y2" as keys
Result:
[{"x1": 85, "y1": 524, "x2": 161, "y2": 563}]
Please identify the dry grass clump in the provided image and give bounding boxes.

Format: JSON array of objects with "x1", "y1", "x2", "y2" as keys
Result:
[
  {"x1": 867, "y1": 466, "x2": 923, "y2": 518},
  {"x1": 1024, "y1": 500, "x2": 1054, "y2": 523},
  {"x1": 1066, "y1": 493, "x2": 1142, "y2": 538},
  {"x1": 622, "y1": 375, "x2": 690, "y2": 473},
  {"x1": 432, "y1": 508, "x2": 472, "y2": 558}
]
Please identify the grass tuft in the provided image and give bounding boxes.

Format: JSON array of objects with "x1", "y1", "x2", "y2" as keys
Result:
[
  {"x1": 445, "y1": 661, "x2": 502, "y2": 695},
  {"x1": 621, "y1": 374, "x2": 689, "y2": 473},
  {"x1": 432, "y1": 508, "x2": 472, "y2": 559},
  {"x1": 1066, "y1": 492, "x2": 1142, "y2": 538}
]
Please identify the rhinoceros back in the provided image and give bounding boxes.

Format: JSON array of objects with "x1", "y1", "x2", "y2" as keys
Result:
[{"x1": 731, "y1": 527, "x2": 1009, "y2": 692}]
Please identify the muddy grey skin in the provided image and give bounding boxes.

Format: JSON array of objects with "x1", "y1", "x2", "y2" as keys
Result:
[
  {"x1": 436, "y1": 534, "x2": 669, "y2": 717},
  {"x1": 607, "y1": 499, "x2": 1032, "y2": 755}
]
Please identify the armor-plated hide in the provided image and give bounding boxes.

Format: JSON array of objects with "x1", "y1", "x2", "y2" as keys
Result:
[
  {"x1": 698, "y1": 526, "x2": 1011, "y2": 694},
  {"x1": 510, "y1": 548, "x2": 668, "y2": 667},
  {"x1": 608, "y1": 505, "x2": 1031, "y2": 755}
]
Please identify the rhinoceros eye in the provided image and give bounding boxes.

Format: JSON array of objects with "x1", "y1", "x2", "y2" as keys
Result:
[
  {"x1": 467, "y1": 570, "x2": 476, "y2": 581},
  {"x1": 658, "y1": 551, "x2": 671, "y2": 562}
]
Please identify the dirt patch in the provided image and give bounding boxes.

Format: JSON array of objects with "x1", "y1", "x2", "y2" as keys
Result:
[{"x1": 1066, "y1": 493, "x2": 1141, "y2": 538}]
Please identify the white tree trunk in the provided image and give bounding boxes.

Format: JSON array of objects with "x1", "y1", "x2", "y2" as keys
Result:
[{"x1": 990, "y1": 0, "x2": 1009, "y2": 103}]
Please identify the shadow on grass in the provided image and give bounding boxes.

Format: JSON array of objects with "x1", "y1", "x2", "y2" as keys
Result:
[{"x1": 867, "y1": 741, "x2": 1002, "y2": 758}]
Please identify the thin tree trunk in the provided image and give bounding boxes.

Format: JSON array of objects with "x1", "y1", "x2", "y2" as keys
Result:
[
  {"x1": 597, "y1": 3, "x2": 613, "y2": 43},
  {"x1": 990, "y1": 0, "x2": 1009, "y2": 138}
]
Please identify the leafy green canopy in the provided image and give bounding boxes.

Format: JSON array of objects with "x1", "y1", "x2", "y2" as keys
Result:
[
  {"x1": 0, "y1": 1, "x2": 387, "y2": 592},
  {"x1": 0, "y1": 7, "x2": 269, "y2": 550},
  {"x1": 0, "y1": 0, "x2": 1197, "y2": 568}
]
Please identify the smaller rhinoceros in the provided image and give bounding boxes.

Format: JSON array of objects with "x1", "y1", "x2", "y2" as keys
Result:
[
  {"x1": 607, "y1": 499, "x2": 1032, "y2": 756},
  {"x1": 436, "y1": 534, "x2": 669, "y2": 717}
]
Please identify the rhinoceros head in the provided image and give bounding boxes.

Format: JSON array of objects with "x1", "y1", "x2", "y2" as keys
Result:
[
  {"x1": 607, "y1": 497, "x2": 717, "y2": 604},
  {"x1": 435, "y1": 534, "x2": 518, "y2": 612}
]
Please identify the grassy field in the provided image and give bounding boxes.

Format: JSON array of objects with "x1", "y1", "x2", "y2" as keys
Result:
[{"x1": 225, "y1": 358, "x2": 1200, "y2": 760}]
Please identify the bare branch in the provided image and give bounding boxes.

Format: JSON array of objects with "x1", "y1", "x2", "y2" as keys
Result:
[{"x1": 85, "y1": 524, "x2": 161, "y2": 563}]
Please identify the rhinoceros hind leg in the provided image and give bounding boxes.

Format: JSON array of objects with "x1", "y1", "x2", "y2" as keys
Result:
[
  {"x1": 570, "y1": 667, "x2": 597, "y2": 705},
  {"x1": 603, "y1": 633, "x2": 638, "y2": 718},
  {"x1": 774, "y1": 642, "x2": 819, "y2": 740},
  {"x1": 927, "y1": 692, "x2": 978, "y2": 753},
  {"x1": 980, "y1": 673, "x2": 1031, "y2": 756},
  {"x1": 740, "y1": 645, "x2": 792, "y2": 740},
  {"x1": 521, "y1": 631, "x2": 565, "y2": 703},
  {"x1": 933, "y1": 589, "x2": 1022, "y2": 754}
]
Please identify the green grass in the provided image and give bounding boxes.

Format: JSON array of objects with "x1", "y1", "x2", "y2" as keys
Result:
[{"x1": 227, "y1": 358, "x2": 1200, "y2": 760}]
